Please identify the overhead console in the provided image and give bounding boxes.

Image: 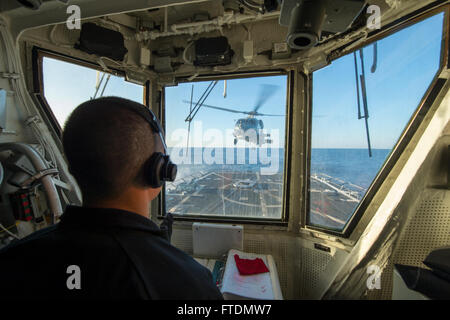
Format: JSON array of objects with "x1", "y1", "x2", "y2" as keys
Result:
[
  {"x1": 7, "y1": 0, "x2": 386, "y2": 83},
  {"x1": 76, "y1": 22, "x2": 128, "y2": 62},
  {"x1": 279, "y1": 0, "x2": 366, "y2": 49}
]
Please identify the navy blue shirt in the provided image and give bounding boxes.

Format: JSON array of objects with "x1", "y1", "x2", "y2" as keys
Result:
[{"x1": 0, "y1": 206, "x2": 223, "y2": 299}]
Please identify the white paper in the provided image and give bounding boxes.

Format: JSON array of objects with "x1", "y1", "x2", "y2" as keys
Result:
[{"x1": 220, "y1": 249, "x2": 274, "y2": 300}]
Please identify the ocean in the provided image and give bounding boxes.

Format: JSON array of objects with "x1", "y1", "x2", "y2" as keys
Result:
[
  {"x1": 168, "y1": 147, "x2": 390, "y2": 189},
  {"x1": 310, "y1": 148, "x2": 391, "y2": 189}
]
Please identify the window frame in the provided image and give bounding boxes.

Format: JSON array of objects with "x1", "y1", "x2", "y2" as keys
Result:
[
  {"x1": 159, "y1": 70, "x2": 293, "y2": 226},
  {"x1": 33, "y1": 47, "x2": 148, "y2": 138},
  {"x1": 305, "y1": 4, "x2": 449, "y2": 237}
]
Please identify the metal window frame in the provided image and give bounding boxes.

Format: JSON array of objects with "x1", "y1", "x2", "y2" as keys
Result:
[
  {"x1": 305, "y1": 4, "x2": 450, "y2": 237},
  {"x1": 159, "y1": 70, "x2": 293, "y2": 226}
]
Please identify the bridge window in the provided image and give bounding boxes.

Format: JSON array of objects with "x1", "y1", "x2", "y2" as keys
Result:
[
  {"x1": 164, "y1": 74, "x2": 288, "y2": 221},
  {"x1": 41, "y1": 56, "x2": 143, "y2": 130},
  {"x1": 308, "y1": 12, "x2": 445, "y2": 233}
]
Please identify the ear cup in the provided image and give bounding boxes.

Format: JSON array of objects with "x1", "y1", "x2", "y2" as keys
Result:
[
  {"x1": 160, "y1": 155, "x2": 177, "y2": 183},
  {"x1": 145, "y1": 153, "x2": 178, "y2": 188},
  {"x1": 146, "y1": 152, "x2": 165, "y2": 188}
]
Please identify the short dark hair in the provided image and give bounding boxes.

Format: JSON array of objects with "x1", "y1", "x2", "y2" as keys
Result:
[{"x1": 62, "y1": 97, "x2": 156, "y2": 202}]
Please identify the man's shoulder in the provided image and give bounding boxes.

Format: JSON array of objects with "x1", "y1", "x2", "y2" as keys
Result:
[
  {"x1": 112, "y1": 226, "x2": 204, "y2": 273},
  {"x1": 113, "y1": 229, "x2": 223, "y2": 299},
  {"x1": 0, "y1": 224, "x2": 58, "y2": 256}
]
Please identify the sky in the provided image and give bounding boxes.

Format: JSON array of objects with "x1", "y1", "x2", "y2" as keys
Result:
[
  {"x1": 312, "y1": 12, "x2": 444, "y2": 150},
  {"x1": 43, "y1": 12, "x2": 444, "y2": 150}
]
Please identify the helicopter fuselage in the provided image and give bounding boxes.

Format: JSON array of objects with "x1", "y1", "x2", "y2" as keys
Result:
[{"x1": 233, "y1": 117, "x2": 271, "y2": 145}]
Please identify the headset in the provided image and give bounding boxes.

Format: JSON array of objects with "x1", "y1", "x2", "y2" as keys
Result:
[{"x1": 118, "y1": 100, "x2": 177, "y2": 188}]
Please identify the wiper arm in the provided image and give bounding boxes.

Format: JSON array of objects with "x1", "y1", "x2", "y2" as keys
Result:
[
  {"x1": 354, "y1": 48, "x2": 373, "y2": 157},
  {"x1": 371, "y1": 42, "x2": 378, "y2": 74}
]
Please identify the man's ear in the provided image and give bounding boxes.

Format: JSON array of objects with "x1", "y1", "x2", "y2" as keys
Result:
[{"x1": 147, "y1": 186, "x2": 162, "y2": 202}]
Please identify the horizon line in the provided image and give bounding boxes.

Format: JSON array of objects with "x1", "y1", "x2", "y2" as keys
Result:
[{"x1": 166, "y1": 146, "x2": 392, "y2": 150}]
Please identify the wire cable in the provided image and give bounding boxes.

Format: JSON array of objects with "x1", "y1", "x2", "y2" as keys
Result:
[
  {"x1": 182, "y1": 41, "x2": 195, "y2": 65},
  {"x1": 0, "y1": 222, "x2": 20, "y2": 240}
]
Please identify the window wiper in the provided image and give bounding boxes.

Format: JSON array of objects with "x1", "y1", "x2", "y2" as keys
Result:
[
  {"x1": 184, "y1": 80, "x2": 218, "y2": 123},
  {"x1": 92, "y1": 71, "x2": 111, "y2": 99},
  {"x1": 371, "y1": 42, "x2": 378, "y2": 73},
  {"x1": 184, "y1": 80, "x2": 218, "y2": 152},
  {"x1": 353, "y1": 43, "x2": 377, "y2": 158}
]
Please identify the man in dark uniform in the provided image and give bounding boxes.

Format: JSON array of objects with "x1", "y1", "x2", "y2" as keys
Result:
[{"x1": 0, "y1": 97, "x2": 223, "y2": 299}]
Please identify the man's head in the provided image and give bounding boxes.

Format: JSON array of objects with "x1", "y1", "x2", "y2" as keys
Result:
[{"x1": 62, "y1": 97, "x2": 164, "y2": 205}]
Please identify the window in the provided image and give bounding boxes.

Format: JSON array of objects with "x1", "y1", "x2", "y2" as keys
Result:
[
  {"x1": 309, "y1": 13, "x2": 445, "y2": 232},
  {"x1": 164, "y1": 74, "x2": 288, "y2": 220},
  {"x1": 42, "y1": 56, "x2": 144, "y2": 128}
]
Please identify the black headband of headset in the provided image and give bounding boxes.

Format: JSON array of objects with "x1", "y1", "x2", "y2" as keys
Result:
[{"x1": 122, "y1": 102, "x2": 168, "y2": 152}]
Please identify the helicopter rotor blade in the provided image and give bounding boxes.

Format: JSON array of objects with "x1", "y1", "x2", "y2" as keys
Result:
[
  {"x1": 182, "y1": 100, "x2": 252, "y2": 115},
  {"x1": 182, "y1": 100, "x2": 284, "y2": 117},
  {"x1": 253, "y1": 84, "x2": 278, "y2": 113},
  {"x1": 252, "y1": 112, "x2": 285, "y2": 117}
]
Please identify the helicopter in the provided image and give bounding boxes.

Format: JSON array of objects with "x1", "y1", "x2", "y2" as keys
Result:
[{"x1": 183, "y1": 82, "x2": 284, "y2": 146}]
